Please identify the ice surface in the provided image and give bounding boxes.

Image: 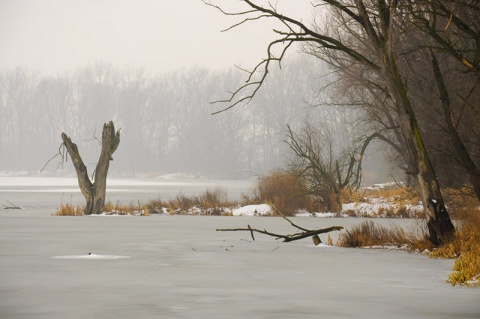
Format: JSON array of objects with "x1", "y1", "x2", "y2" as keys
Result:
[
  {"x1": 0, "y1": 176, "x2": 253, "y2": 209},
  {"x1": 1, "y1": 178, "x2": 479, "y2": 318},
  {"x1": 53, "y1": 254, "x2": 130, "y2": 260},
  {"x1": 2, "y1": 214, "x2": 479, "y2": 319}
]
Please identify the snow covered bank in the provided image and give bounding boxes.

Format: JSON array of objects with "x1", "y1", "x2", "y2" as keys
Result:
[
  {"x1": 342, "y1": 197, "x2": 423, "y2": 218},
  {"x1": 232, "y1": 204, "x2": 272, "y2": 216}
]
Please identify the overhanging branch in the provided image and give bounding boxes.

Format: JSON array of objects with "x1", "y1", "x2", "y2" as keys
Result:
[{"x1": 205, "y1": 0, "x2": 380, "y2": 114}]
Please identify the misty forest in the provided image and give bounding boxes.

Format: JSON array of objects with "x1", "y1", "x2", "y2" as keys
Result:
[
  {"x1": 0, "y1": 57, "x2": 370, "y2": 179},
  {"x1": 1, "y1": 50, "x2": 478, "y2": 189}
]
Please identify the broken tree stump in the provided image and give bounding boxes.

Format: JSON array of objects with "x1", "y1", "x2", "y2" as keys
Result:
[{"x1": 61, "y1": 121, "x2": 120, "y2": 215}]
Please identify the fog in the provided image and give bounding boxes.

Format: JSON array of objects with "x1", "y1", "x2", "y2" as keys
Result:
[
  {"x1": 0, "y1": 0, "x2": 391, "y2": 182},
  {"x1": 0, "y1": 0, "x2": 313, "y2": 75}
]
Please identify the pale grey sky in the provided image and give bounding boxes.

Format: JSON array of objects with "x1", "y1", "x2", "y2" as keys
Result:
[{"x1": 0, "y1": 0, "x2": 313, "y2": 75}]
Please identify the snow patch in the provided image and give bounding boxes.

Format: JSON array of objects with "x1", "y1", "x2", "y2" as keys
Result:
[
  {"x1": 314, "y1": 212, "x2": 337, "y2": 218},
  {"x1": 295, "y1": 210, "x2": 312, "y2": 217},
  {"x1": 232, "y1": 204, "x2": 272, "y2": 216},
  {"x1": 341, "y1": 198, "x2": 423, "y2": 217}
]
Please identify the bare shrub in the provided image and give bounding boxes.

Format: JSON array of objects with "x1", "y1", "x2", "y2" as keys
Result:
[
  {"x1": 244, "y1": 170, "x2": 317, "y2": 216},
  {"x1": 317, "y1": 188, "x2": 342, "y2": 213}
]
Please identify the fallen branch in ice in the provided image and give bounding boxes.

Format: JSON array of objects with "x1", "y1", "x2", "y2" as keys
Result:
[
  {"x1": 217, "y1": 204, "x2": 343, "y2": 245},
  {"x1": 217, "y1": 225, "x2": 343, "y2": 243},
  {"x1": 3, "y1": 200, "x2": 21, "y2": 209}
]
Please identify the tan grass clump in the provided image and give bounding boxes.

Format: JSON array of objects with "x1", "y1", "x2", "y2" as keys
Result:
[
  {"x1": 103, "y1": 201, "x2": 137, "y2": 215},
  {"x1": 365, "y1": 186, "x2": 420, "y2": 206},
  {"x1": 338, "y1": 220, "x2": 406, "y2": 247},
  {"x1": 141, "y1": 205, "x2": 151, "y2": 216},
  {"x1": 164, "y1": 188, "x2": 236, "y2": 215},
  {"x1": 340, "y1": 187, "x2": 367, "y2": 204},
  {"x1": 54, "y1": 203, "x2": 83, "y2": 216},
  {"x1": 144, "y1": 197, "x2": 166, "y2": 214},
  {"x1": 55, "y1": 200, "x2": 155, "y2": 216},
  {"x1": 337, "y1": 219, "x2": 432, "y2": 250},
  {"x1": 198, "y1": 188, "x2": 231, "y2": 209},
  {"x1": 430, "y1": 204, "x2": 480, "y2": 286}
]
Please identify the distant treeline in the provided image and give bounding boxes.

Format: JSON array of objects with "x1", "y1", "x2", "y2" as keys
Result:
[{"x1": 0, "y1": 57, "x2": 360, "y2": 177}]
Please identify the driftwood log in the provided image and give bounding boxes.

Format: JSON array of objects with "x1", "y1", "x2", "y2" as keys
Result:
[{"x1": 217, "y1": 205, "x2": 343, "y2": 245}]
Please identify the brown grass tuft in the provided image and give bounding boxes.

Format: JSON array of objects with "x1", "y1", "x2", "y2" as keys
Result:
[
  {"x1": 141, "y1": 205, "x2": 151, "y2": 216},
  {"x1": 198, "y1": 188, "x2": 231, "y2": 209},
  {"x1": 340, "y1": 187, "x2": 367, "y2": 204},
  {"x1": 54, "y1": 203, "x2": 83, "y2": 216},
  {"x1": 164, "y1": 188, "x2": 236, "y2": 215},
  {"x1": 337, "y1": 218, "x2": 433, "y2": 252},
  {"x1": 103, "y1": 201, "x2": 137, "y2": 215},
  {"x1": 364, "y1": 186, "x2": 421, "y2": 206},
  {"x1": 430, "y1": 204, "x2": 480, "y2": 286}
]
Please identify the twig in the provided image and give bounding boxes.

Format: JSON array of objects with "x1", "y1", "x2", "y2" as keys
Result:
[
  {"x1": 4, "y1": 200, "x2": 21, "y2": 209},
  {"x1": 40, "y1": 143, "x2": 67, "y2": 172},
  {"x1": 269, "y1": 204, "x2": 310, "y2": 232},
  {"x1": 217, "y1": 204, "x2": 343, "y2": 244},
  {"x1": 248, "y1": 224, "x2": 256, "y2": 241},
  {"x1": 216, "y1": 225, "x2": 343, "y2": 242}
]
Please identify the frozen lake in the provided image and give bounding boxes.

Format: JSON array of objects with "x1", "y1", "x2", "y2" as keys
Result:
[
  {"x1": 0, "y1": 176, "x2": 254, "y2": 210},
  {"x1": 1, "y1": 177, "x2": 479, "y2": 318}
]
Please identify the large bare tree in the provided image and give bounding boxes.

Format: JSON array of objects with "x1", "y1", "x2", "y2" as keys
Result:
[
  {"x1": 61, "y1": 121, "x2": 120, "y2": 215},
  {"x1": 205, "y1": 0, "x2": 457, "y2": 245},
  {"x1": 406, "y1": 1, "x2": 480, "y2": 198}
]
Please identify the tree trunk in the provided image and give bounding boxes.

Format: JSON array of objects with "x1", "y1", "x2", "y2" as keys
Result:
[
  {"x1": 370, "y1": 3, "x2": 455, "y2": 246},
  {"x1": 429, "y1": 50, "x2": 480, "y2": 200},
  {"x1": 383, "y1": 55, "x2": 455, "y2": 246},
  {"x1": 61, "y1": 121, "x2": 120, "y2": 215}
]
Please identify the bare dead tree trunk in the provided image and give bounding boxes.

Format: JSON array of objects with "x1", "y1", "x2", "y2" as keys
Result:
[
  {"x1": 61, "y1": 121, "x2": 120, "y2": 215},
  {"x1": 381, "y1": 50, "x2": 455, "y2": 245}
]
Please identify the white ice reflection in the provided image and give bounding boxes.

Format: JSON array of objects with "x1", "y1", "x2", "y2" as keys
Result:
[{"x1": 53, "y1": 254, "x2": 130, "y2": 260}]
